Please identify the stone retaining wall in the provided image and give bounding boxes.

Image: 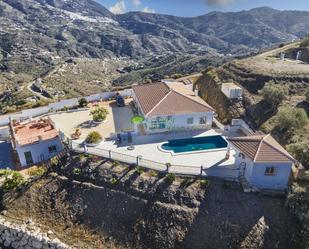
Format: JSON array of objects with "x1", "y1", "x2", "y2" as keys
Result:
[{"x1": 0, "y1": 216, "x2": 72, "y2": 249}]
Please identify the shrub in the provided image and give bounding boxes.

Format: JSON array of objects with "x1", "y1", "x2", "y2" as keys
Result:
[
  {"x1": 90, "y1": 107, "x2": 109, "y2": 122},
  {"x1": 85, "y1": 131, "x2": 102, "y2": 144},
  {"x1": 50, "y1": 157, "x2": 59, "y2": 167},
  {"x1": 0, "y1": 169, "x2": 12, "y2": 177},
  {"x1": 300, "y1": 36, "x2": 309, "y2": 48},
  {"x1": 200, "y1": 179, "x2": 210, "y2": 188},
  {"x1": 276, "y1": 106, "x2": 308, "y2": 131},
  {"x1": 136, "y1": 166, "x2": 144, "y2": 174},
  {"x1": 150, "y1": 170, "x2": 158, "y2": 177},
  {"x1": 110, "y1": 177, "x2": 118, "y2": 184},
  {"x1": 259, "y1": 81, "x2": 288, "y2": 108},
  {"x1": 181, "y1": 177, "x2": 193, "y2": 187},
  {"x1": 28, "y1": 166, "x2": 47, "y2": 177},
  {"x1": 78, "y1": 154, "x2": 86, "y2": 161},
  {"x1": 111, "y1": 161, "x2": 120, "y2": 167},
  {"x1": 78, "y1": 98, "x2": 88, "y2": 108},
  {"x1": 2, "y1": 171, "x2": 26, "y2": 192},
  {"x1": 165, "y1": 173, "x2": 176, "y2": 184},
  {"x1": 2, "y1": 105, "x2": 17, "y2": 114},
  {"x1": 287, "y1": 142, "x2": 309, "y2": 168},
  {"x1": 73, "y1": 168, "x2": 81, "y2": 175}
]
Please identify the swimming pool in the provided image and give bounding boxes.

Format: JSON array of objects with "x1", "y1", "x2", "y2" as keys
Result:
[{"x1": 161, "y1": 135, "x2": 228, "y2": 154}]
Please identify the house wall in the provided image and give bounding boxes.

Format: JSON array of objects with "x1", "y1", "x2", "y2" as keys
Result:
[
  {"x1": 232, "y1": 148, "x2": 292, "y2": 190},
  {"x1": 144, "y1": 112, "x2": 214, "y2": 133},
  {"x1": 249, "y1": 162, "x2": 292, "y2": 190},
  {"x1": 16, "y1": 137, "x2": 64, "y2": 167}
]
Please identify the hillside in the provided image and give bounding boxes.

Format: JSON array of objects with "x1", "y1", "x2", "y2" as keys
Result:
[
  {"x1": 0, "y1": 153, "x2": 291, "y2": 249},
  {"x1": 197, "y1": 40, "x2": 309, "y2": 165},
  {"x1": 1, "y1": 1, "x2": 309, "y2": 111}
]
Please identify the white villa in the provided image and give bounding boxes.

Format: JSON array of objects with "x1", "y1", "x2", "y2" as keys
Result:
[
  {"x1": 9, "y1": 117, "x2": 64, "y2": 167},
  {"x1": 132, "y1": 82, "x2": 215, "y2": 134},
  {"x1": 227, "y1": 134, "x2": 296, "y2": 191},
  {"x1": 0, "y1": 79, "x2": 300, "y2": 192}
]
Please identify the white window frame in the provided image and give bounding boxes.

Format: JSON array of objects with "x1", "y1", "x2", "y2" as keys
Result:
[
  {"x1": 48, "y1": 145, "x2": 57, "y2": 154},
  {"x1": 264, "y1": 166, "x2": 276, "y2": 176},
  {"x1": 199, "y1": 117, "x2": 207, "y2": 124},
  {"x1": 187, "y1": 117, "x2": 194, "y2": 124}
]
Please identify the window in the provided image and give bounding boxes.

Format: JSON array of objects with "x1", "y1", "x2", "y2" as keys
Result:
[
  {"x1": 199, "y1": 117, "x2": 207, "y2": 124},
  {"x1": 48, "y1": 145, "x2": 57, "y2": 154},
  {"x1": 187, "y1": 117, "x2": 194, "y2": 124},
  {"x1": 24, "y1": 151, "x2": 33, "y2": 165},
  {"x1": 150, "y1": 119, "x2": 166, "y2": 130},
  {"x1": 265, "y1": 167, "x2": 276, "y2": 176}
]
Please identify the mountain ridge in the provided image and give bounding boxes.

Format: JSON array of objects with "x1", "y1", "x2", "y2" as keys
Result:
[{"x1": 0, "y1": 0, "x2": 309, "y2": 95}]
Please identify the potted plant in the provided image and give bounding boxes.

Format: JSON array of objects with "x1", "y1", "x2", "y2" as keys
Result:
[
  {"x1": 90, "y1": 107, "x2": 109, "y2": 124},
  {"x1": 85, "y1": 131, "x2": 103, "y2": 146}
]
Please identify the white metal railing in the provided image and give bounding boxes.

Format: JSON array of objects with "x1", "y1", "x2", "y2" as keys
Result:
[{"x1": 71, "y1": 141, "x2": 240, "y2": 178}]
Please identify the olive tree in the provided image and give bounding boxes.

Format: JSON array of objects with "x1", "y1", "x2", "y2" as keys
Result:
[
  {"x1": 287, "y1": 141, "x2": 309, "y2": 168},
  {"x1": 276, "y1": 106, "x2": 308, "y2": 131},
  {"x1": 259, "y1": 81, "x2": 288, "y2": 108},
  {"x1": 300, "y1": 36, "x2": 309, "y2": 48}
]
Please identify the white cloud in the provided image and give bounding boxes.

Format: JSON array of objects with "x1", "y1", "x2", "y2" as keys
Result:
[
  {"x1": 206, "y1": 0, "x2": 235, "y2": 6},
  {"x1": 132, "y1": 0, "x2": 141, "y2": 7},
  {"x1": 142, "y1": 6, "x2": 155, "y2": 13},
  {"x1": 109, "y1": 0, "x2": 126, "y2": 14}
]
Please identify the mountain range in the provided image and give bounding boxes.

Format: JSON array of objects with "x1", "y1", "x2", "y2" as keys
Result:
[{"x1": 0, "y1": 0, "x2": 309, "y2": 78}]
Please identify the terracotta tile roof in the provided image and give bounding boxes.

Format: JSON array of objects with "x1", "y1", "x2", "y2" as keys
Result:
[
  {"x1": 132, "y1": 82, "x2": 214, "y2": 117},
  {"x1": 132, "y1": 83, "x2": 170, "y2": 116},
  {"x1": 11, "y1": 118, "x2": 59, "y2": 146},
  {"x1": 227, "y1": 134, "x2": 296, "y2": 163}
]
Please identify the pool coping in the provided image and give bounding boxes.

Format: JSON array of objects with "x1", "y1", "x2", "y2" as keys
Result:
[{"x1": 157, "y1": 135, "x2": 229, "y2": 156}]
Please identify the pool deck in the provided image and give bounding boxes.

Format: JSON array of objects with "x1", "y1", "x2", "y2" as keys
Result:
[{"x1": 74, "y1": 129, "x2": 238, "y2": 170}]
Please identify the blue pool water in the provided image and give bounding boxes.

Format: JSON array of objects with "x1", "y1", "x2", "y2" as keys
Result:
[{"x1": 161, "y1": 135, "x2": 227, "y2": 153}]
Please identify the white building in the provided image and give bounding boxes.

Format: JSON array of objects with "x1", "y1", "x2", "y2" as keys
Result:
[
  {"x1": 132, "y1": 82, "x2": 215, "y2": 134},
  {"x1": 227, "y1": 134, "x2": 296, "y2": 191},
  {"x1": 221, "y1": 83, "x2": 243, "y2": 100},
  {"x1": 10, "y1": 117, "x2": 64, "y2": 167}
]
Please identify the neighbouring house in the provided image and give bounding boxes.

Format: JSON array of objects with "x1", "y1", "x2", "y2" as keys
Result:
[
  {"x1": 221, "y1": 83, "x2": 243, "y2": 100},
  {"x1": 132, "y1": 82, "x2": 215, "y2": 134},
  {"x1": 227, "y1": 134, "x2": 296, "y2": 191},
  {"x1": 9, "y1": 117, "x2": 64, "y2": 167}
]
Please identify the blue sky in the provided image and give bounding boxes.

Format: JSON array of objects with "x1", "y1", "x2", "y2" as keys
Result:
[{"x1": 97, "y1": 0, "x2": 309, "y2": 17}]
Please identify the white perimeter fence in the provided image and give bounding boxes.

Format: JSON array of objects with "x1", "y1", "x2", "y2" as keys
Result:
[{"x1": 0, "y1": 89, "x2": 133, "y2": 126}]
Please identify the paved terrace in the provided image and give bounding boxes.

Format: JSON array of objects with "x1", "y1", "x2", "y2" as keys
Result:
[
  {"x1": 72, "y1": 129, "x2": 241, "y2": 178},
  {"x1": 50, "y1": 99, "x2": 134, "y2": 140}
]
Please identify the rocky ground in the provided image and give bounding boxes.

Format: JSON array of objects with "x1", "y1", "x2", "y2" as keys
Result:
[{"x1": 0, "y1": 152, "x2": 291, "y2": 249}]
